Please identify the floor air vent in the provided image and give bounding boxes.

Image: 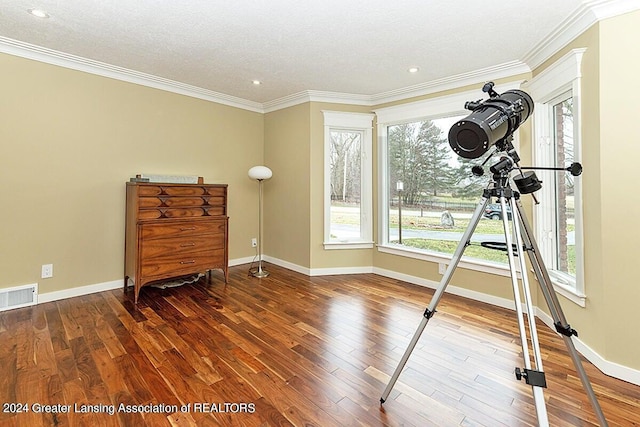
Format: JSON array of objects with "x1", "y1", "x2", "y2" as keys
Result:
[{"x1": 0, "y1": 283, "x2": 38, "y2": 312}]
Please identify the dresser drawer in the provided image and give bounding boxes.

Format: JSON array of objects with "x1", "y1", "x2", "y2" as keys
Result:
[
  {"x1": 138, "y1": 196, "x2": 226, "y2": 208},
  {"x1": 140, "y1": 220, "x2": 226, "y2": 239},
  {"x1": 138, "y1": 207, "x2": 228, "y2": 220},
  {"x1": 140, "y1": 250, "x2": 225, "y2": 277},
  {"x1": 138, "y1": 185, "x2": 226, "y2": 197},
  {"x1": 140, "y1": 234, "x2": 224, "y2": 259}
]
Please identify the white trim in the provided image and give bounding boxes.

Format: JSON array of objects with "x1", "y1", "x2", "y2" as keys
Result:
[
  {"x1": 229, "y1": 256, "x2": 258, "y2": 267},
  {"x1": 323, "y1": 241, "x2": 374, "y2": 250},
  {"x1": 262, "y1": 255, "x2": 311, "y2": 276},
  {"x1": 0, "y1": 36, "x2": 264, "y2": 113},
  {"x1": 370, "y1": 61, "x2": 531, "y2": 106},
  {"x1": 36, "y1": 256, "x2": 263, "y2": 303},
  {"x1": 523, "y1": 49, "x2": 586, "y2": 102},
  {"x1": 323, "y1": 111, "x2": 375, "y2": 248},
  {"x1": 311, "y1": 266, "x2": 374, "y2": 276},
  {"x1": 371, "y1": 266, "x2": 519, "y2": 312},
  {"x1": 265, "y1": 64, "x2": 530, "y2": 113},
  {"x1": 376, "y1": 244, "x2": 519, "y2": 278},
  {"x1": 38, "y1": 279, "x2": 123, "y2": 303},
  {"x1": 535, "y1": 309, "x2": 640, "y2": 387},
  {"x1": 551, "y1": 274, "x2": 587, "y2": 307},
  {"x1": 523, "y1": 1, "x2": 640, "y2": 71},
  {"x1": 525, "y1": 48, "x2": 586, "y2": 302},
  {"x1": 3, "y1": 2, "x2": 638, "y2": 114},
  {"x1": 374, "y1": 82, "x2": 524, "y2": 124}
]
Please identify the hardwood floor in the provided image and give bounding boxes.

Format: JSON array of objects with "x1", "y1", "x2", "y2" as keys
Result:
[{"x1": 1, "y1": 264, "x2": 639, "y2": 426}]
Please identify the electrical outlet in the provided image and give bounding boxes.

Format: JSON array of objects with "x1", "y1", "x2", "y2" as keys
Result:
[
  {"x1": 41, "y1": 264, "x2": 53, "y2": 279},
  {"x1": 251, "y1": 238, "x2": 257, "y2": 248},
  {"x1": 438, "y1": 262, "x2": 446, "y2": 275}
]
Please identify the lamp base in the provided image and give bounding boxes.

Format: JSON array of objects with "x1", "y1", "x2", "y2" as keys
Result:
[{"x1": 251, "y1": 268, "x2": 269, "y2": 278}]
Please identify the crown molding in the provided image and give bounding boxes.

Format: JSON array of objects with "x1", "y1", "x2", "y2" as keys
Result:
[
  {"x1": 262, "y1": 90, "x2": 372, "y2": 113},
  {"x1": 3, "y1": 1, "x2": 638, "y2": 114},
  {"x1": 522, "y1": 0, "x2": 640, "y2": 70},
  {"x1": 0, "y1": 36, "x2": 264, "y2": 113},
  {"x1": 370, "y1": 60, "x2": 531, "y2": 106},
  {"x1": 263, "y1": 61, "x2": 531, "y2": 112}
]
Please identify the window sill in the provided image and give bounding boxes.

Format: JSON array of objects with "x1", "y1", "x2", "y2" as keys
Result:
[
  {"x1": 324, "y1": 241, "x2": 374, "y2": 250},
  {"x1": 376, "y1": 244, "x2": 519, "y2": 278},
  {"x1": 548, "y1": 273, "x2": 586, "y2": 307}
]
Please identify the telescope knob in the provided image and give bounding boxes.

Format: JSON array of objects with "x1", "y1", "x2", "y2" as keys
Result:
[{"x1": 568, "y1": 162, "x2": 583, "y2": 176}]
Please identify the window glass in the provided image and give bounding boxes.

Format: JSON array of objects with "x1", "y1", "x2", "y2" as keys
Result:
[
  {"x1": 323, "y1": 111, "x2": 374, "y2": 249},
  {"x1": 552, "y1": 97, "x2": 575, "y2": 275},
  {"x1": 329, "y1": 130, "x2": 363, "y2": 242},
  {"x1": 385, "y1": 116, "x2": 508, "y2": 264}
]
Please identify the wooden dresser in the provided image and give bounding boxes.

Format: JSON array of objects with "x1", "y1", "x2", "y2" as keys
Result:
[{"x1": 124, "y1": 181, "x2": 228, "y2": 303}]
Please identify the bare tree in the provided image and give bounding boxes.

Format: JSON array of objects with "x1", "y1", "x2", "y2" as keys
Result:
[{"x1": 330, "y1": 131, "x2": 361, "y2": 203}]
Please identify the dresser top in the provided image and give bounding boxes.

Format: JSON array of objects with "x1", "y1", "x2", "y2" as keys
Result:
[{"x1": 127, "y1": 181, "x2": 227, "y2": 188}]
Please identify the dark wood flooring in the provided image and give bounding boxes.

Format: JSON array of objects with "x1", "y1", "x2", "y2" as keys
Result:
[{"x1": 1, "y1": 263, "x2": 639, "y2": 426}]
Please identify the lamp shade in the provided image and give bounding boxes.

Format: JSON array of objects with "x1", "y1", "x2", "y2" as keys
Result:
[{"x1": 248, "y1": 165, "x2": 273, "y2": 181}]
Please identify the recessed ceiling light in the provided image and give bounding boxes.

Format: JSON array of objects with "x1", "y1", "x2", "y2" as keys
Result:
[
  {"x1": 408, "y1": 67, "x2": 420, "y2": 73},
  {"x1": 252, "y1": 80, "x2": 262, "y2": 85},
  {"x1": 28, "y1": 8, "x2": 50, "y2": 18}
]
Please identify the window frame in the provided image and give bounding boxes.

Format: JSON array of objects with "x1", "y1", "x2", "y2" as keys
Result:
[
  {"x1": 374, "y1": 83, "x2": 523, "y2": 277},
  {"x1": 322, "y1": 111, "x2": 375, "y2": 250},
  {"x1": 524, "y1": 48, "x2": 586, "y2": 306}
]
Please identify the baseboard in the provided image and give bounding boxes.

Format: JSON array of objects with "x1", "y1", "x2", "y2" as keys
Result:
[
  {"x1": 229, "y1": 256, "x2": 257, "y2": 267},
  {"x1": 262, "y1": 256, "x2": 311, "y2": 276},
  {"x1": 38, "y1": 279, "x2": 123, "y2": 304},
  {"x1": 535, "y1": 309, "x2": 640, "y2": 387}
]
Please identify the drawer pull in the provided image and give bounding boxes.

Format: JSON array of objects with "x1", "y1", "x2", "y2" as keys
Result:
[
  {"x1": 180, "y1": 227, "x2": 197, "y2": 231},
  {"x1": 180, "y1": 242, "x2": 196, "y2": 247},
  {"x1": 180, "y1": 260, "x2": 196, "y2": 264}
]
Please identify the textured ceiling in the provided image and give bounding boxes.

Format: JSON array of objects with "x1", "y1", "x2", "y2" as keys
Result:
[{"x1": 0, "y1": 0, "x2": 617, "y2": 104}]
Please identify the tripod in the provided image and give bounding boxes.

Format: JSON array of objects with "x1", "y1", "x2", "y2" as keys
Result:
[{"x1": 380, "y1": 162, "x2": 608, "y2": 426}]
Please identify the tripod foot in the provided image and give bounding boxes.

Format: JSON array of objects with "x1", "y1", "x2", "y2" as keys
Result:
[{"x1": 380, "y1": 397, "x2": 386, "y2": 404}]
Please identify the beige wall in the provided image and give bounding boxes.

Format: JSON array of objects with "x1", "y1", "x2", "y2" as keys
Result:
[
  {"x1": 0, "y1": 53, "x2": 264, "y2": 294},
  {"x1": 597, "y1": 10, "x2": 640, "y2": 368},
  {"x1": 263, "y1": 104, "x2": 311, "y2": 268},
  {"x1": 309, "y1": 102, "x2": 375, "y2": 269}
]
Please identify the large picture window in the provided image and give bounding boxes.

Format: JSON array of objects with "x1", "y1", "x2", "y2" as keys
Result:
[
  {"x1": 375, "y1": 86, "x2": 522, "y2": 272},
  {"x1": 323, "y1": 111, "x2": 374, "y2": 249}
]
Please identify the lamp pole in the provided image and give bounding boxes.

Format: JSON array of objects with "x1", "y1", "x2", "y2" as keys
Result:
[
  {"x1": 255, "y1": 177, "x2": 268, "y2": 277},
  {"x1": 397, "y1": 181, "x2": 403, "y2": 244},
  {"x1": 248, "y1": 166, "x2": 273, "y2": 278}
]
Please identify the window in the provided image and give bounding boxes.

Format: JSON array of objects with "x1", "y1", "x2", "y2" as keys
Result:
[
  {"x1": 323, "y1": 111, "x2": 374, "y2": 249},
  {"x1": 525, "y1": 48, "x2": 586, "y2": 305},
  {"x1": 375, "y1": 85, "x2": 522, "y2": 273}
]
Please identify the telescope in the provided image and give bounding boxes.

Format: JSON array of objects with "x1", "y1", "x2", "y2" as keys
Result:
[{"x1": 448, "y1": 82, "x2": 534, "y2": 159}]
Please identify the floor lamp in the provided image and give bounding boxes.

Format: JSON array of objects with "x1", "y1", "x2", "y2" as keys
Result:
[{"x1": 248, "y1": 165, "x2": 272, "y2": 277}]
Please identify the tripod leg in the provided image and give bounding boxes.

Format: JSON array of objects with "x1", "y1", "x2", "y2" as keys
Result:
[
  {"x1": 514, "y1": 199, "x2": 609, "y2": 427},
  {"x1": 500, "y1": 197, "x2": 550, "y2": 425},
  {"x1": 380, "y1": 196, "x2": 490, "y2": 403}
]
